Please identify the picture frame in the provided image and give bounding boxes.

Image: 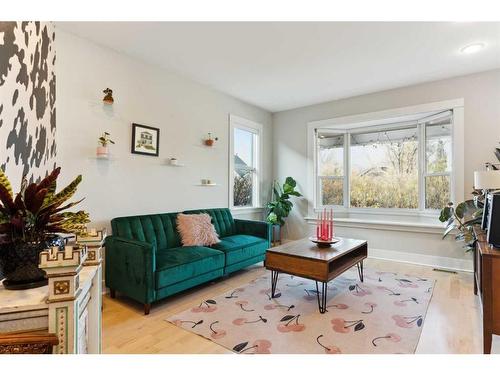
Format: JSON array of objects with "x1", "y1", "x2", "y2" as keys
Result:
[{"x1": 131, "y1": 123, "x2": 160, "y2": 156}]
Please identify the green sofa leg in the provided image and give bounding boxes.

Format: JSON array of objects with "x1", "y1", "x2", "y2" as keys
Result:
[{"x1": 144, "y1": 303, "x2": 151, "y2": 315}]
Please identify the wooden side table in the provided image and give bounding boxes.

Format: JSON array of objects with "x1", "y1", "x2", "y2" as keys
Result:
[{"x1": 473, "y1": 226, "x2": 500, "y2": 354}]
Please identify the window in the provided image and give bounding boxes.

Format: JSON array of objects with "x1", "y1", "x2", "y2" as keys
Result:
[
  {"x1": 318, "y1": 133, "x2": 344, "y2": 206},
  {"x1": 350, "y1": 125, "x2": 419, "y2": 209},
  {"x1": 424, "y1": 116, "x2": 452, "y2": 209},
  {"x1": 229, "y1": 115, "x2": 262, "y2": 209},
  {"x1": 315, "y1": 110, "x2": 453, "y2": 212}
]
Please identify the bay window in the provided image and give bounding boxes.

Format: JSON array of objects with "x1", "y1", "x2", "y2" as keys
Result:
[{"x1": 315, "y1": 110, "x2": 453, "y2": 212}]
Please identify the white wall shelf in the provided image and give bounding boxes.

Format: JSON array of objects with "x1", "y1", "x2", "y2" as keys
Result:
[
  {"x1": 88, "y1": 156, "x2": 116, "y2": 162},
  {"x1": 195, "y1": 143, "x2": 218, "y2": 149},
  {"x1": 195, "y1": 183, "x2": 218, "y2": 187},
  {"x1": 165, "y1": 162, "x2": 185, "y2": 167}
]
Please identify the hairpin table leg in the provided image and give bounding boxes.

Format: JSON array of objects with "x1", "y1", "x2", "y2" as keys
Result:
[
  {"x1": 357, "y1": 261, "x2": 364, "y2": 282},
  {"x1": 271, "y1": 270, "x2": 279, "y2": 298},
  {"x1": 315, "y1": 281, "x2": 328, "y2": 313}
]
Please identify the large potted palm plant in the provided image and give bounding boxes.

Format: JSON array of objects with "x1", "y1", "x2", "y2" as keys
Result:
[
  {"x1": 0, "y1": 167, "x2": 90, "y2": 290},
  {"x1": 266, "y1": 177, "x2": 302, "y2": 244}
]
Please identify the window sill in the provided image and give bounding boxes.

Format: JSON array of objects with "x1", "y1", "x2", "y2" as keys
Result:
[
  {"x1": 304, "y1": 213, "x2": 445, "y2": 234},
  {"x1": 231, "y1": 207, "x2": 265, "y2": 215}
]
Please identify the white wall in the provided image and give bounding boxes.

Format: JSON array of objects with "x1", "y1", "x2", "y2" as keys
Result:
[
  {"x1": 273, "y1": 69, "x2": 500, "y2": 270},
  {"x1": 55, "y1": 29, "x2": 272, "y2": 231}
]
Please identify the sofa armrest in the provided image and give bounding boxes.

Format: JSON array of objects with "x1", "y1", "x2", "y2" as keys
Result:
[
  {"x1": 234, "y1": 219, "x2": 272, "y2": 246},
  {"x1": 105, "y1": 236, "x2": 156, "y2": 304}
]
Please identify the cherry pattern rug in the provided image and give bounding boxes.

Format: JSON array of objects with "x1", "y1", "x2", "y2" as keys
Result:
[{"x1": 166, "y1": 267, "x2": 435, "y2": 354}]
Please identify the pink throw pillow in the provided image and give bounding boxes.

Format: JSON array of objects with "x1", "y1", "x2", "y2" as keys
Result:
[{"x1": 176, "y1": 213, "x2": 220, "y2": 247}]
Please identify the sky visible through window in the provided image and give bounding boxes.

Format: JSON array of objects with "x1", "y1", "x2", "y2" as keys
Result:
[
  {"x1": 350, "y1": 143, "x2": 410, "y2": 172},
  {"x1": 234, "y1": 127, "x2": 253, "y2": 165}
]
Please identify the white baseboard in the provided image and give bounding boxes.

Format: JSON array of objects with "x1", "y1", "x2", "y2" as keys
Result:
[{"x1": 368, "y1": 248, "x2": 473, "y2": 273}]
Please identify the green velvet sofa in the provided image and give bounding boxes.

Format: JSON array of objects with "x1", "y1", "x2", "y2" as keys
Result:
[{"x1": 105, "y1": 208, "x2": 271, "y2": 314}]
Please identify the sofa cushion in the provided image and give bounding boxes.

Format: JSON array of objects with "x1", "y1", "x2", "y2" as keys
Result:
[
  {"x1": 212, "y1": 234, "x2": 263, "y2": 251},
  {"x1": 111, "y1": 213, "x2": 182, "y2": 251},
  {"x1": 183, "y1": 208, "x2": 235, "y2": 238},
  {"x1": 212, "y1": 235, "x2": 268, "y2": 266},
  {"x1": 155, "y1": 246, "x2": 224, "y2": 288},
  {"x1": 176, "y1": 213, "x2": 220, "y2": 246}
]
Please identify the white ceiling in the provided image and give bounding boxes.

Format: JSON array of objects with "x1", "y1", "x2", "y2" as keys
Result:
[{"x1": 57, "y1": 22, "x2": 500, "y2": 112}]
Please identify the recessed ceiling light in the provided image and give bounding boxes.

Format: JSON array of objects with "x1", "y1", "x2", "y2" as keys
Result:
[{"x1": 460, "y1": 43, "x2": 485, "y2": 54}]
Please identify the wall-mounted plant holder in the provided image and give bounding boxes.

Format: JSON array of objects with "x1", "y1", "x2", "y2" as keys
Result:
[
  {"x1": 203, "y1": 132, "x2": 218, "y2": 146},
  {"x1": 88, "y1": 156, "x2": 116, "y2": 162},
  {"x1": 96, "y1": 147, "x2": 109, "y2": 158},
  {"x1": 96, "y1": 132, "x2": 115, "y2": 159},
  {"x1": 103, "y1": 88, "x2": 114, "y2": 104},
  {"x1": 197, "y1": 179, "x2": 217, "y2": 186}
]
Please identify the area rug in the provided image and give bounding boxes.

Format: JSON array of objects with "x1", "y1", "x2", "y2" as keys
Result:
[{"x1": 166, "y1": 267, "x2": 435, "y2": 354}]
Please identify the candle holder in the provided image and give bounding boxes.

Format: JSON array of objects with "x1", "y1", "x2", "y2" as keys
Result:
[
  {"x1": 311, "y1": 208, "x2": 339, "y2": 247},
  {"x1": 309, "y1": 236, "x2": 341, "y2": 248}
]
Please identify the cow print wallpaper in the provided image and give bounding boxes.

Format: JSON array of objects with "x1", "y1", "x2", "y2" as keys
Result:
[{"x1": 0, "y1": 21, "x2": 56, "y2": 190}]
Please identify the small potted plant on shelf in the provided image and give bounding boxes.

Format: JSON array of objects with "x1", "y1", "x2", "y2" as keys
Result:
[
  {"x1": 97, "y1": 132, "x2": 115, "y2": 158},
  {"x1": 102, "y1": 88, "x2": 114, "y2": 104},
  {"x1": 204, "y1": 133, "x2": 218, "y2": 146},
  {"x1": 266, "y1": 177, "x2": 302, "y2": 245},
  {"x1": 0, "y1": 167, "x2": 90, "y2": 290}
]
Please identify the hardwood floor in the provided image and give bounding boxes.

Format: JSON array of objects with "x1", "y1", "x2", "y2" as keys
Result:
[{"x1": 102, "y1": 258, "x2": 500, "y2": 354}]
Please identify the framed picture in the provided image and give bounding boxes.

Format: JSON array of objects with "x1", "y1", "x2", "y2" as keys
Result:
[{"x1": 131, "y1": 123, "x2": 160, "y2": 156}]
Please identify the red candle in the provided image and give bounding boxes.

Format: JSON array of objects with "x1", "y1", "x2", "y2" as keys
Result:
[
  {"x1": 319, "y1": 211, "x2": 322, "y2": 239},
  {"x1": 331, "y1": 208, "x2": 335, "y2": 238},
  {"x1": 323, "y1": 208, "x2": 328, "y2": 240},
  {"x1": 316, "y1": 220, "x2": 320, "y2": 239},
  {"x1": 329, "y1": 209, "x2": 332, "y2": 240},
  {"x1": 320, "y1": 211, "x2": 323, "y2": 239},
  {"x1": 326, "y1": 209, "x2": 329, "y2": 240}
]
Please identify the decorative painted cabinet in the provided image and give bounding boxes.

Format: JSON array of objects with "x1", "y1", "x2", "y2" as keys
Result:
[{"x1": 0, "y1": 243, "x2": 103, "y2": 354}]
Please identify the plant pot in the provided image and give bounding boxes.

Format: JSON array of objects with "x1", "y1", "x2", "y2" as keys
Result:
[
  {"x1": 96, "y1": 146, "x2": 109, "y2": 158},
  {"x1": 204, "y1": 139, "x2": 215, "y2": 146},
  {"x1": 0, "y1": 235, "x2": 65, "y2": 290},
  {"x1": 271, "y1": 224, "x2": 282, "y2": 246}
]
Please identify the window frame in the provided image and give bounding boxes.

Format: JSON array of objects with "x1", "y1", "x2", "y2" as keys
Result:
[
  {"x1": 307, "y1": 99, "x2": 464, "y2": 218},
  {"x1": 229, "y1": 114, "x2": 263, "y2": 211},
  {"x1": 316, "y1": 130, "x2": 348, "y2": 207},
  {"x1": 421, "y1": 114, "x2": 453, "y2": 211}
]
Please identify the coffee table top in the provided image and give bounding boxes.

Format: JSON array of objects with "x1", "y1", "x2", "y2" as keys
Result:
[{"x1": 266, "y1": 237, "x2": 367, "y2": 263}]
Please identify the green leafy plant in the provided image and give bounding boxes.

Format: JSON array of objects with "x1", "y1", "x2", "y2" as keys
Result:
[
  {"x1": 266, "y1": 177, "x2": 302, "y2": 226},
  {"x1": 98, "y1": 132, "x2": 115, "y2": 147},
  {"x1": 439, "y1": 196, "x2": 483, "y2": 252},
  {"x1": 439, "y1": 143, "x2": 500, "y2": 251},
  {"x1": 0, "y1": 167, "x2": 90, "y2": 244}
]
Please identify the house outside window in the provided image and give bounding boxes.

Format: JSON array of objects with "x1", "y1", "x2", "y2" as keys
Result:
[{"x1": 229, "y1": 115, "x2": 263, "y2": 209}]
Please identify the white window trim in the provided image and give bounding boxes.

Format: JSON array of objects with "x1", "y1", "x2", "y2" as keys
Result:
[
  {"x1": 306, "y1": 99, "x2": 465, "y2": 220},
  {"x1": 229, "y1": 114, "x2": 264, "y2": 211}
]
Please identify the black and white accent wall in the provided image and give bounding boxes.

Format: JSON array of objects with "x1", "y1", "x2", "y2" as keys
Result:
[{"x1": 0, "y1": 21, "x2": 56, "y2": 189}]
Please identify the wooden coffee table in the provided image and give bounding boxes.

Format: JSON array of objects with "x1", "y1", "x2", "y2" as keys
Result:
[{"x1": 264, "y1": 237, "x2": 367, "y2": 313}]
